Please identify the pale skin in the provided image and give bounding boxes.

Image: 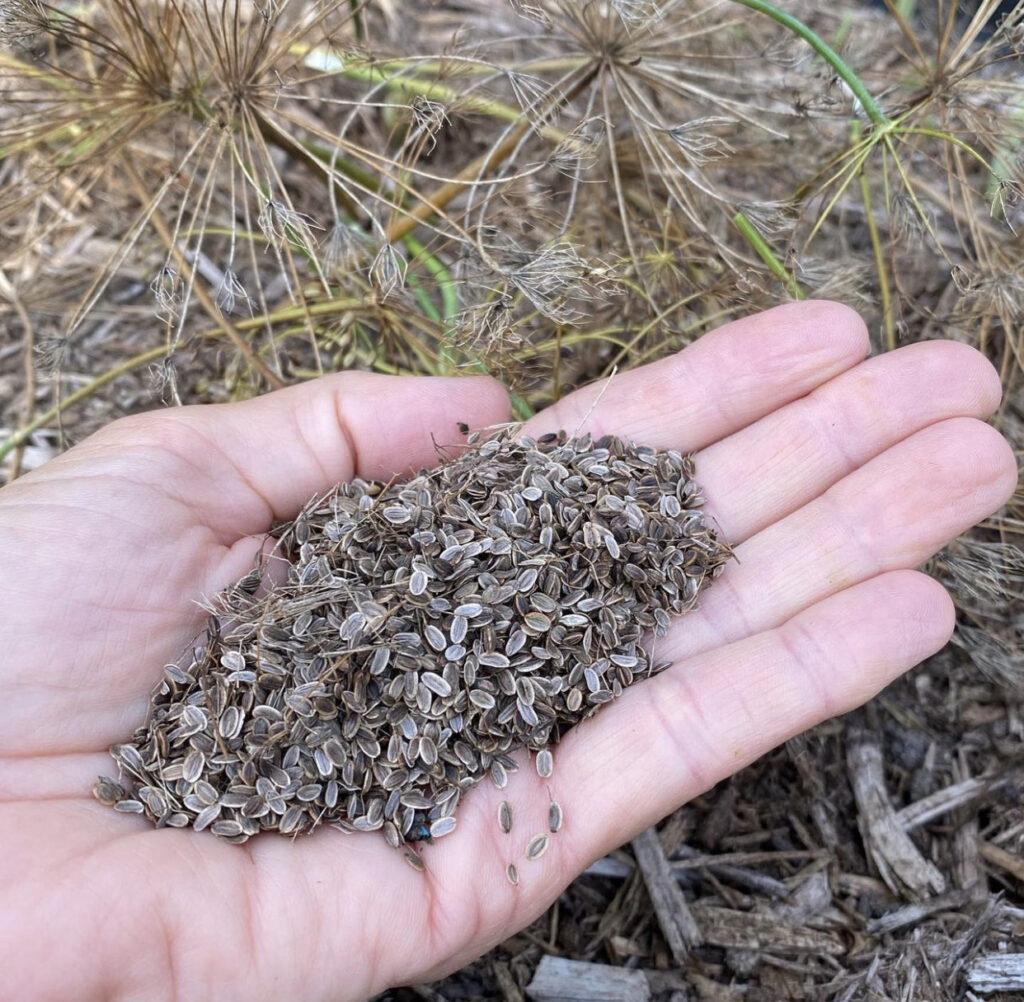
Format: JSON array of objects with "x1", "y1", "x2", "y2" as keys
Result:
[{"x1": 0, "y1": 301, "x2": 1016, "y2": 1001}]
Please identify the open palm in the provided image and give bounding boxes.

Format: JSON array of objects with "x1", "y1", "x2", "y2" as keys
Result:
[{"x1": 0, "y1": 302, "x2": 1015, "y2": 1001}]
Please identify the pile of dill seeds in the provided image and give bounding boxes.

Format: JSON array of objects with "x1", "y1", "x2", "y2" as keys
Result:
[{"x1": 96, "y1": 431, "x2": 731, "y2": 850}]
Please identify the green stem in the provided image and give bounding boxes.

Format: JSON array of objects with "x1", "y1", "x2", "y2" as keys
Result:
[
  {"x1": 852, "y1": 121, "x2": 895, "y2": 351},
  {"x1": 733, "y1": 211, "x2": 805, "y2": 300},
  {"x1": 726, "y1": 0, "x2": 889, "y2": 127},
  {"x1": 347, "y1": 0, "x2": 365, "y2": 42},
  {"x1": 402, "y1": 233, "x2": 459, "y2": 370}
]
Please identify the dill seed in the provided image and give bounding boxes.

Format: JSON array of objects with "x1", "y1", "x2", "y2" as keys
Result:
[
  {"x1": 429, "y1": 816, "x2": 457, "y2": 838},
  {"x1": 96, "y1": 432, "x2": 730, "y2": 847},
  {"x1": 92, "y1": 777, "x2": 125, "y2": 806},
  {"x1": 525, "y1": 834, "x2": 549, "y2": 861},
  {"x1": 506, "y1": 863, "x2": 520, "y2": 886},
  {"x1": 499, "y1": 800, "x2": 513, "y2": 834},
  {"x1": 548, "y1": 800, "x2": 563, "y2": 833},
  {"x1": 490, "y1": 760, "x2": 509, "y2": 790}
]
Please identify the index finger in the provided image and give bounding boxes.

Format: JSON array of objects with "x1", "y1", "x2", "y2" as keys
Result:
[{"x1": 524, "y1": 300, "x2": 869, "y2": 451}]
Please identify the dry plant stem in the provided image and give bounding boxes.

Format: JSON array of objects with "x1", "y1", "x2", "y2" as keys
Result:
[
  {"x1": 326, "y1": 58, "x2": 568, "y2": 145},
  {"x1": 384, "y1": 124, "x2": 534, "y2": 245},
  {"x1": 253, "y1": 112, "x2": 361, "y2": 222},
  {"x1": 121, "y1": 161, "x2": 285, "y2": 390},
  {"x1": 385, "y1": 64, "x2": 600, "y2": 244}
]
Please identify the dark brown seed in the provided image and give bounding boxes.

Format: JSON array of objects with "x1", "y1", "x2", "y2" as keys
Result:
[
  {"x1": 92, "y1": 777, "x2": 125, "y2": 806},
  {"x1": 506, "y1": 863, "x2": 520, "y2": 886}
]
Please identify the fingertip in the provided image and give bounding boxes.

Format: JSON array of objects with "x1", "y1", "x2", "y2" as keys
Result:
[
  {"x1": 894, "y1": 568, "x2": 957, "y2": 655},
  {"x1": 920, "y1": 339, "x2": 1005, "y2": 416},
  {"x1": 457, "y1": 374, "x2": 513, "y2": 427},
  {"x1": 786, "y1": 299, "x2": 870, "y2": 359},
  {"x1": 949, "y1": 417, "x2": 1020, "y2": 508},
  {"x1": 743, "y1": 299, "x2": 869, "y2": 350}
]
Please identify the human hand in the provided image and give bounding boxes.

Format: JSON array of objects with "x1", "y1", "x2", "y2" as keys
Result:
[{"x1": 0, "y1": 301, "x2": 1015, "y2": 1001}]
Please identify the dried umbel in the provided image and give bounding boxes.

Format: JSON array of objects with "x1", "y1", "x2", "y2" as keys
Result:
[{"x1": 96, "y1": 431, "x2": 731, "y2": 845}]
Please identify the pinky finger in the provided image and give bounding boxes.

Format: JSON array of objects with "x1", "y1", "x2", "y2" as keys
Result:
[{"x1": 554, "y1": 569, "x2": 956, "y2": 862}]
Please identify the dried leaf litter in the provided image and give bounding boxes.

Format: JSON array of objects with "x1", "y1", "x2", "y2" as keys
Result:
[{"x1": 95, "y1": 431, "x2": 732, "y2": 847}]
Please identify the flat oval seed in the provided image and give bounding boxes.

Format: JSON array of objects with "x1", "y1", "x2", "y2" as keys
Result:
[
  {"x1": 525, "y1": 834, "x2": 549, "y2": 861},
  {"x1": 429, "y1": 816, "x2": 457, "y2": 838},
  {"x1": 193, "y1": 803, "x2": 222, "y2": 832},
  {"x1": 469, "y1": 689, "x2": 496, "y2": 710},
  {"x1": 536, "y1": 748, "x2": 554, "y2": 779},
  {"x1": 218, "y1": 705, "x2": 243, "y2": 740},
  {"x1": 425, "y1": 625, "x2": 447, "y2": 652},
  {"x1": 402, "y1": 848, "x2": 426, "y2": 872},
  {"x1": 506, "y1": 863, "x2": 520, "y2": 886},
  {"x1": 506, "y1": 630, "x2": 527, "y2": 656},
  {"x1": 499, "y1": 800, "x2": 513, "y2": 834},
  {"x1": 523, "y1": 611, "x2": 551, "y2": 633},
  {"x1": 450, "y1": 615, "x2": 468, "y2": 645},
  {"x1": 548, "y1": 800, "x2": 563, "y2": 833},
  {"x1": 421, "y1": 671, "x2": 452, "y2": 697},
  {"x1": 211, "y1": 819, "x2": 244, "y2": 838},
  {"x1": 479, "y1": 651, "x2": 510, "y2": 669}
]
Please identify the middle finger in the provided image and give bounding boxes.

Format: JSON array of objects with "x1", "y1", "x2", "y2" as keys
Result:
[{"x1": 660, "y1": 416, "x2": 1015, "y2": 663}]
